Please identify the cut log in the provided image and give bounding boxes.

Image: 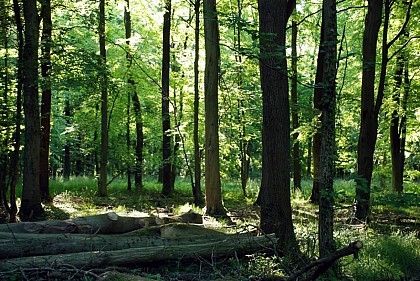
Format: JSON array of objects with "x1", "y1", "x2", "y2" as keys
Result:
[
  {"x1": 0, "y1": 224, "x2": 230, "y2": 259},
  {"x1": 0, "y1": 234, "x2": 277, "y2": 269},
  {"x1": 0, "y1": 211, "x2": 203, "y2": 235}
]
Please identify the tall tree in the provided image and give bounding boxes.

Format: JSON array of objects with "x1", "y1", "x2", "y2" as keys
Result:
[
  {"x1": 193, "y1": 0, "x2": 203, "y2": 206},
  {"x1": 0, "y1": 0, "x2": 10, "y2": 222},
  {"x1": 310, "y1": 19, "x2": 325, "y2": 204},
  {"x1": 19, "y1": 0, "x2": 43, "y2": 220},
  {"x1": 124, "y1": 0, "x2": 143, "y2": 191},
  {"x1": 317, "y1": 0, "x2": 337, "y2": 258},
  {"x1": 9, "y1": 0, "x2": 23, "y2": 221},
  {"x1": 39, "y1": 0, "x2": 52, "y2": 202},
  {"x1": 257, "y1": 0, "x2": 296, "y2": 251},
  {"x1": 291, "y1": 8, "x2": 301, "y2": 191},
  {"x1": 161, "y1": 0, "x2": 173, "y2": 196},
  {"x1": 353, "y1": 0, "x2": 383, "y2": 221},
  {"x1": 354, "y1": 0, "x2": 413, "y2": 220},
  {"x1": 98, "y1": 0, "x2": 108, "y2": 196},
  {"x1": 203, "y1": 0, "x2": 225, "y2": 216},
  {"x1": 390, "y1": 54, "x2": 409, "y2": 194}
]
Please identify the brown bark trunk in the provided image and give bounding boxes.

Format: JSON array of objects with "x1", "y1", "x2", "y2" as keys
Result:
[
  {"x1": 291, "y1": 18, "x2": 301, "y2": 191},
  {"x1": 99, "y1": 0, "x2": 108, "y2": 196},
  {"x1": 354, "y1": 0, "x2": 383, "y2": 221},
  {"x1": 204, "y1": 0, "x2": 225, "y2": 216},
  {"x1": 258, "y1": 0, "x2": 296, "y2": 252},
  {"x1": 132, "y1": 92, "x2": 144, "y2": 191},
  {"x1": 193, "y1": 0, "x2": 203, "y2": 206},
  {"x1": 310, "y1": 19, "x2": 325, "y2": 205},
  {"x1": 19, "y1": 0, "x2": 43, "y2": 221},
  {"x1": 40, "y1": 0, "x2": 52, "y2": 202},
  {"x1": 318, "y1": 0, "x2": 337, "y2": 258},
  {"x1": 63, "y1": 99, "x2": 71, "y2": 180},
  {"x1": 9, "y1": 0, "x2": 23, "y2": 222},
  {"x1": 161, "y1": 0, "x2": 173, "y2": 196}
]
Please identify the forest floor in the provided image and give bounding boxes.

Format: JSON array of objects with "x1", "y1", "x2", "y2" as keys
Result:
[{"x1": 4, "y1": 178, "x2": 420, "y2": 280}]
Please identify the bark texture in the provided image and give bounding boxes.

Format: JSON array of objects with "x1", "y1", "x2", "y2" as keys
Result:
[
  {"x1": 203, "y1": 0, "x2": 225, "y2": 216},
  {"x1": 258, "y1": 0, "x2": 296, "y2": 252},
  {"x1": 20, "y1": 0, "x2": 43, "y2": 220}
]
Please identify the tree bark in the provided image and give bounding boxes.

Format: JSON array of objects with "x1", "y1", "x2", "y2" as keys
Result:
[
  {"x1": 354, "y1": 0, "x2": 383, "y2": 221},
  {"x1": 318, "y1": 0, "x2": 337, "y2": 258},
  {"x1": 19, "y1": 0, "x2": 43, "y2": 221},
  {"x1": 291, "y1": 18, "x2": 301, "y2": 192},
  {"x1": 0, "y1": 233, "x2": 277, "y2": 270},
  {"x1": 161, "y1": 0, "x2": 173, "y2": 196},
  {"x1": 0, "y1": 224, "x2": 232, "y2": 259},
  {"x1": 39, "y1": 0, "x2": 52, "y2": 202},
  {"x1": 9, "y1": 0, "x2": 23, "y2": 222},
  {"x1": 310, "y1": 19, "x2": 325, "y2": 205},
  {"x1": 192, "y1": 0, "x2": 203, "y2": 206},
  {"x1": 257, "y1": 0, "x2": 296, "y2": 252},
  {"x1": 203, "y1": 0, "x2": 225, "y2": 216},
  {"x1": 99, "y1": 0, "x2": 108, "y2": 197},
  {"x1": 63, "y1": 98, "x2": 71, "y2": 180}
]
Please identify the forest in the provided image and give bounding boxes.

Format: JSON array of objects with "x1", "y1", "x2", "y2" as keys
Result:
[{"x1": 0, "y1": 0, "x2": 419, "y2": 280}]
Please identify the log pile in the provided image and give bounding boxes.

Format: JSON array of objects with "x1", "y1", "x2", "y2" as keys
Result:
[{"x1": 0, "y1": 211, "x2": 277, "y2": 272}]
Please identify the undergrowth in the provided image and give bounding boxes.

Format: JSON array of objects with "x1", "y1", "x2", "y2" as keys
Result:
[{"x1": 9, "y1": 176, "x2": 420, "y2": 280}]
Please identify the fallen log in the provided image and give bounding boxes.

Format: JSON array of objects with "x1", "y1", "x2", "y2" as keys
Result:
[
  {"x1": 0, "y1": 234, "x2": 277, "y2": 270},
  {"x1": 0, "y1": 211, "x2": 202, "y2": 235},
  {"x1": 286, "y1": 240, "x2": 363, "y2": 281},
  {"x1": 0, "y1": 224, "x2": 229, "y2": 259}
]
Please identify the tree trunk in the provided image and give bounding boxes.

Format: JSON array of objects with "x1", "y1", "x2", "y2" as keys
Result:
[
  {"x1": 390, "y1": 25, "x2": 409, "y2": 194},
  {"x1": 124, "y1": 0, "x2": 133, "y2": 191},
  {"x1": 99, "y1": 0, "x2": 108, "y2": 197},
  {"x1": 9, "y1": 0, "x2": 23, "y2": 222},
  {"x1": 257, "y1": 0, "x2": 296, "y2": 252},
  {"x1": 291, "y1": 16, "x2": 301, "y2": 191},
  {"x1": 161, "y1": 0, "x2": 173, "y2": 197},
  {"x1": 203, "y1": 0, "x2": 225, "y2": 216},
  {"x1": 19, "y1": 0, "x2": 43, "y2": 221},
  {"x1": 310, "y1": 20, "x2": 325, "y2": 205},
  {"x1": 40, "y1": 0, "x2": 52, "y2": 202},
  {"x1": 318, "y1": 0, "x2": 337, "y2": 258},
  {"x1": 354, "y1": 0, "x2": 383, "y2": 221},
  {"x1": 0, "y1": 233, "x2": 277, "y2": 270},
  {"x1": 193, "y1": 0, "x2": 204, "y2": 206},
  {"x1": 132, "y1": 92, "x2": 144, "y2": 191},
  {"x1": 63, "y1": 98, "x2": 71, "y2": 180}
]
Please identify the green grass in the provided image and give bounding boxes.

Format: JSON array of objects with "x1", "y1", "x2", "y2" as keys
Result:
[{"x1": 7, "y1": 176, "x2": 420, "y2": 280}]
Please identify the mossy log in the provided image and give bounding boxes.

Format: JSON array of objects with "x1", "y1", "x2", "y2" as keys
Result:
[{"x1": 0, "y1": 234, "x2": 277, "y2": 270}]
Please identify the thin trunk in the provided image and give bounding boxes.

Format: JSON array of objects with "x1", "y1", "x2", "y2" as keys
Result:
[
  {"x1": 39, "y1": 0, "x2": 52, "y2": 202},
  {"x1": 291, "y1": 17, "x2": 301, "y2": 191},
  {"x1": 124, "y1": 0, "x2": 132, "y2": 191},
  {"x1": 390, "y1": 53, "x2": 409, "y2": 194},
  {"x1": 0, "y1": 0, "x2": 9, "y2": 222},
  {"x1": 204, "y1": 0, "x2": 225, "y2": 216},
  {"x1": 132, "y1": 92, "x2": 143, "y2": 191},
  {"x1": 9, "y1": 0, "x2": 23, "y2": 221},
  {"x1": 19, "y1": 0, "x2": 43, "y2": 220},
  {"x1": 310, "y1": 19, "x2": 325, "y2": 204},
  {"x1": 63, "y1": 99, "x2": 71, "y2": 180},
  {"x1": 236, "y1": 0, "x2": 249, "y2": 198},
  {"x1": 162, "y1": 0, "x2": 173, "y2": 196},
  {"x1": 193, "y1": 0, "x2": 203, "y2": 205},
  {"x1": 318, "y1": 0, "x2": 337, "y2": 258},
  {"x1": 99, "y1": 0, "x2": 108, "y2": 197}
]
